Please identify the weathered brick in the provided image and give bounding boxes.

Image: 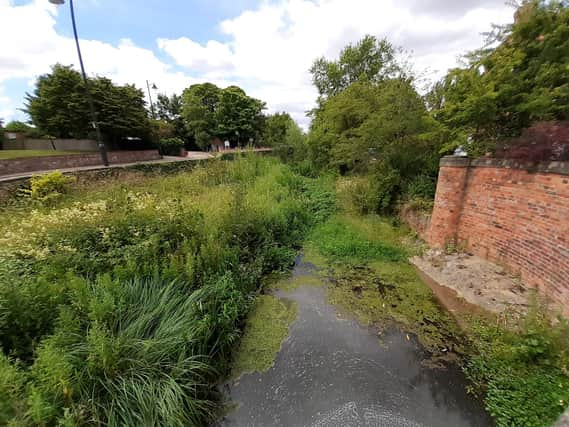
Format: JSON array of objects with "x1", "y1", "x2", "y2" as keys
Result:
[{"x1": 428, "y1": 157, "x2": 569, "y2": 314}]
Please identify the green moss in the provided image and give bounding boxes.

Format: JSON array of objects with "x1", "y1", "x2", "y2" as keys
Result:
[
  {"x1": 326, "y1": 262, "x2": 463, "y2": 354},
  {"x1": 232, "y1": 295, "x2": 297, "y2": 378},
  {"x1": 309, "y1": 213, "x2": 463, "y2": 354}
]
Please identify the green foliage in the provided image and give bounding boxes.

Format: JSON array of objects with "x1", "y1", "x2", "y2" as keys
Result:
[
  {"x1": 181, "y1": 83, "x2": 265, "y2": 150},
  {"x1": 20, "y1": 171, "x2": 73, "y2": 205},
  {"x1": 4, "y1": 121, "x2": 32, "y2": 133},
  {"x1": 158, "y1": 137, "x2": 184, "y2": 156},
  {"x1": 0, "y1": 354, "x2": 27, "y2": 424},
  {"x1": 432, "y1": 1, "x2": 569, "y2": 154},
  {"x1": 0, "y1": 156, "x2": 335, "y2": 425},
  {"x1": 465, "y1": 299, "x2": 569, "y2": 426},
  {"x1": 307, "y1": 71, "x2": 443, "y2": 210},
  {"x1": 263, "y1": 112, "x2": 295, "y2": 147},
  {"x1": 24, "y1": 64, "x2": 151, "y2": 146},
  {"x1": 156, "y1": 93, "x2": 187, "y2": 143},
  {"x1": 310, "y1": 35, "x2": 402, "y2": 102}
]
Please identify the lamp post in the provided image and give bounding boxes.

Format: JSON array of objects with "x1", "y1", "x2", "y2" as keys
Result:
[
  {"x1": 48, "y1": 0, "x2": 108, "y2": 166},
  {"x1": 146, "y1": 80, "x2": 157, "y2": 119}
]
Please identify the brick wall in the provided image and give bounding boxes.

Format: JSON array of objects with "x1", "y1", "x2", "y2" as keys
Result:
[
  {"x1": 0, "y1": 150, "x2": 161, "y2": 176},
  {"x1": 428, "y1": 157, "x2": 569, "y2": 312}
]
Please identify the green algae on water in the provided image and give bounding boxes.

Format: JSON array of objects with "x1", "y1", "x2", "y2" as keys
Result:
[{"x1": 232, "y1": 295, "x2": 297, "y2": 378}]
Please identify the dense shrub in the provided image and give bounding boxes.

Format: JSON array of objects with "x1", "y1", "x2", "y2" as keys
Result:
[
  {"x1": 158, "y1": 137, "x2": 185, "y2": 156},
  {"x1": 0, "y1": 156, "x2": 335, "y2": 425},
  {"x1": 20, "y1": 171, "x2": 73, "y2": 205}
]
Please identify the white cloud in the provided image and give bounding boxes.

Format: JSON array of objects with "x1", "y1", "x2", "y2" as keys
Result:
[
  {"x1": 0, "y1": 0, "x2": 237, "y2": 122},
  {"x1": 158, "y1": 0, "x2": 515, "y2": 128},
  {"x1": 0, "y1": 0, "x2": 515, "y2": 129},
  {"x1": 157, "y1": 38, "x2": 235, "y2": 74}
]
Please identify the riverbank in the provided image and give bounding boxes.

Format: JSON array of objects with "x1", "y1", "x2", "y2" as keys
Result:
[{"x1": 228, "y1": 212, "x2": 569, "y2": 427}]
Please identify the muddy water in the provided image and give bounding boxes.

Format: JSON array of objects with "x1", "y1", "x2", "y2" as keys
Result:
[{"x1": 221, "y1": 258, "x2": 491, "y2": 427}]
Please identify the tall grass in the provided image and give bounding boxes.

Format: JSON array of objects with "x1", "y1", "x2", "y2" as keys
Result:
[{"x1": 0, "y1": 154, "x2": 335, "y2": 425}]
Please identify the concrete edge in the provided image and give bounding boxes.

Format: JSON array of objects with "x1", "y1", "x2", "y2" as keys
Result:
[{"x1": 440, "y1": 156, "x2": 569, "y2": 176}]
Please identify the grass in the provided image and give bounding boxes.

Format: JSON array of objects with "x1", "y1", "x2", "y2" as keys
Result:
[
  {"x1": 231, "y1": 295, "x2": 297, "y2": 378},
  {"x1": 0, "y1": 155, "x2": 336, "y2": 426},
  {"x1": 0, "y1": 150, "x2": 82, "y2": 160}
]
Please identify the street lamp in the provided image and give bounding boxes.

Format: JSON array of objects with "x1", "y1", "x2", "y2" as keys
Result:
[
  {"x1": 48, "y1": 0, "x2": 109, "y2": 166},
  {"x1": 146, "y1": 80, "x2": 157, "y2": 119}
]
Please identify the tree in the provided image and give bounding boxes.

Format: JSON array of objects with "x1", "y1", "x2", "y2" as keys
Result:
[
  {"x1": 263, "y1": 113, "x2": 296, "y2": 147},
  {"x1": 4, "y1": 121, "x2": 32, "y2": 133},
  {"x1": 432, "y1": 0, "x2": 569, "y2": 155},
  {"x1": 156, "y1": 93, "x2": 187, "y2": 142},
  {"x1": 181, "y1": 83, "x2": 221, "y2": 149},
  {"x1": 309, "y1": 79, "x2": 442, "y2": 174},
  {"x1": 24, "y1": 64, "x2": 89, "y2": 139},
  {"x1": 214, "y1": 86, "x2": 266, "y2": 146},
  {"x1": 310, "y1": 35, "x2": 402, "y2": 102},
  {"x1": 181, "y1": 83, "x2": 265, "y2": 150},
  {"x1": 24, "y1": 64, "x2": 152, "y2": 146}
]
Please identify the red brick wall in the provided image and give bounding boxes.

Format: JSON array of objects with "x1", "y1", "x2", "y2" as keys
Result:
[
  {"x1": 0, "y1": 150, "x2": 161, "y2": 176},
  {"x1": 428, "y1": 157, "x2": 569, "y2": 312}
]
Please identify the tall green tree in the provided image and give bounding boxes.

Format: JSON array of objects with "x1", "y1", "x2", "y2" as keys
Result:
[
  {"x1": 24, "y1": 64, "x2": 151, "y2": 145},
  {"x1": 24, "y1": 64, "x2": 89, "y2": 139},
  {"x1": 262, "y1": 112, "x2": 298, "y2": 147},
  {"x1": 215, "y1": 86, "x2": 266, "y2": 145},
  {"x1": 181, "y1": 83, "x2": 221, "y2": 149},
  {"x1": 181, "y1": 83, "x2": 265, "y2": 150},
  {"x1": 310, "y1": 35, "x2": 402, "y2": 102},
  {"x1": 155, "y1": 93, "x2": 187, "y2": 142},
  {"x1": 309, "y1": 79, "x2": 442, "y2": 174}
]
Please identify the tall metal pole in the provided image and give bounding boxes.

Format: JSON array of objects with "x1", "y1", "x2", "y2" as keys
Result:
[
  {"x1": 69, "y1": 0, "x2": 109, "y2": 166},
  {"x1": 146, "y1": 80, "x2": 156, "y2": 119}
]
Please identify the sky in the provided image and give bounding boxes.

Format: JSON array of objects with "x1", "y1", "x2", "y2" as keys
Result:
[{"x1": 0, "y1": 0, "x2": 515, "y2": 129}]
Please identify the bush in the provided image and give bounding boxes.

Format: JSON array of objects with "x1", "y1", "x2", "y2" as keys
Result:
[
  {"x1": 20, "y1": 171, "x2": 73, "y2": 204},
  {"x1": 337, "y1": 168, "x2": 400, "y2": 215},
  {"x1": 403, "y1": 175, "x2": 436, "y2": 201},
  {"x1": 158, "y1": 137, "x2": 184, "y2": 156}
]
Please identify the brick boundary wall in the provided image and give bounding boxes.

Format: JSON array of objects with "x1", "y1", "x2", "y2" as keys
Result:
[
  {"x1": 0, "y1": 150, "x2": 161, "y2": 176},
  {"x1": 427, "y1": 156, "x2": 569, "y2": 313}
]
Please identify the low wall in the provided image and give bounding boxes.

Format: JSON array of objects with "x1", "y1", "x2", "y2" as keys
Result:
[
  {"x1": 427, "y1": 156, "x2": 569, "y2": 312},
  {"x1": 0, "y1": 150, "x2": 161, "y2": 176},
  {"x1": 3, "y1": 138, "x2": 99, "y2": 151}
]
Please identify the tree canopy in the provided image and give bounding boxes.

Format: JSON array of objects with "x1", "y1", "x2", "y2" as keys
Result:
[
  {"x1": 181, "y1": 83, "x2": 265, "y2": 149},
  {"x1": 310, "y1": 35, "x2": 402, "y2": 102},
  {"x1": 24, "y1": 64, "x2": 151, "y2": 145},
  {"x1": 431, "y1": 0, "x2": 569, "y2": 154}
]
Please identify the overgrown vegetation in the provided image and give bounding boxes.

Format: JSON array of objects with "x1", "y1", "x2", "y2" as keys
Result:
[
  {"x1": 303, "y1": 205, "x2": 569, "y2": 426},
  {"x1": 465, "y1": 301, "x2": 569, "y2": 427},
  {"x1": 305, "y1": 212, "x2": 462, "y2": 355},
  {"x1": 0, "y1": 155, "x2": 335, "y2": 425}
]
